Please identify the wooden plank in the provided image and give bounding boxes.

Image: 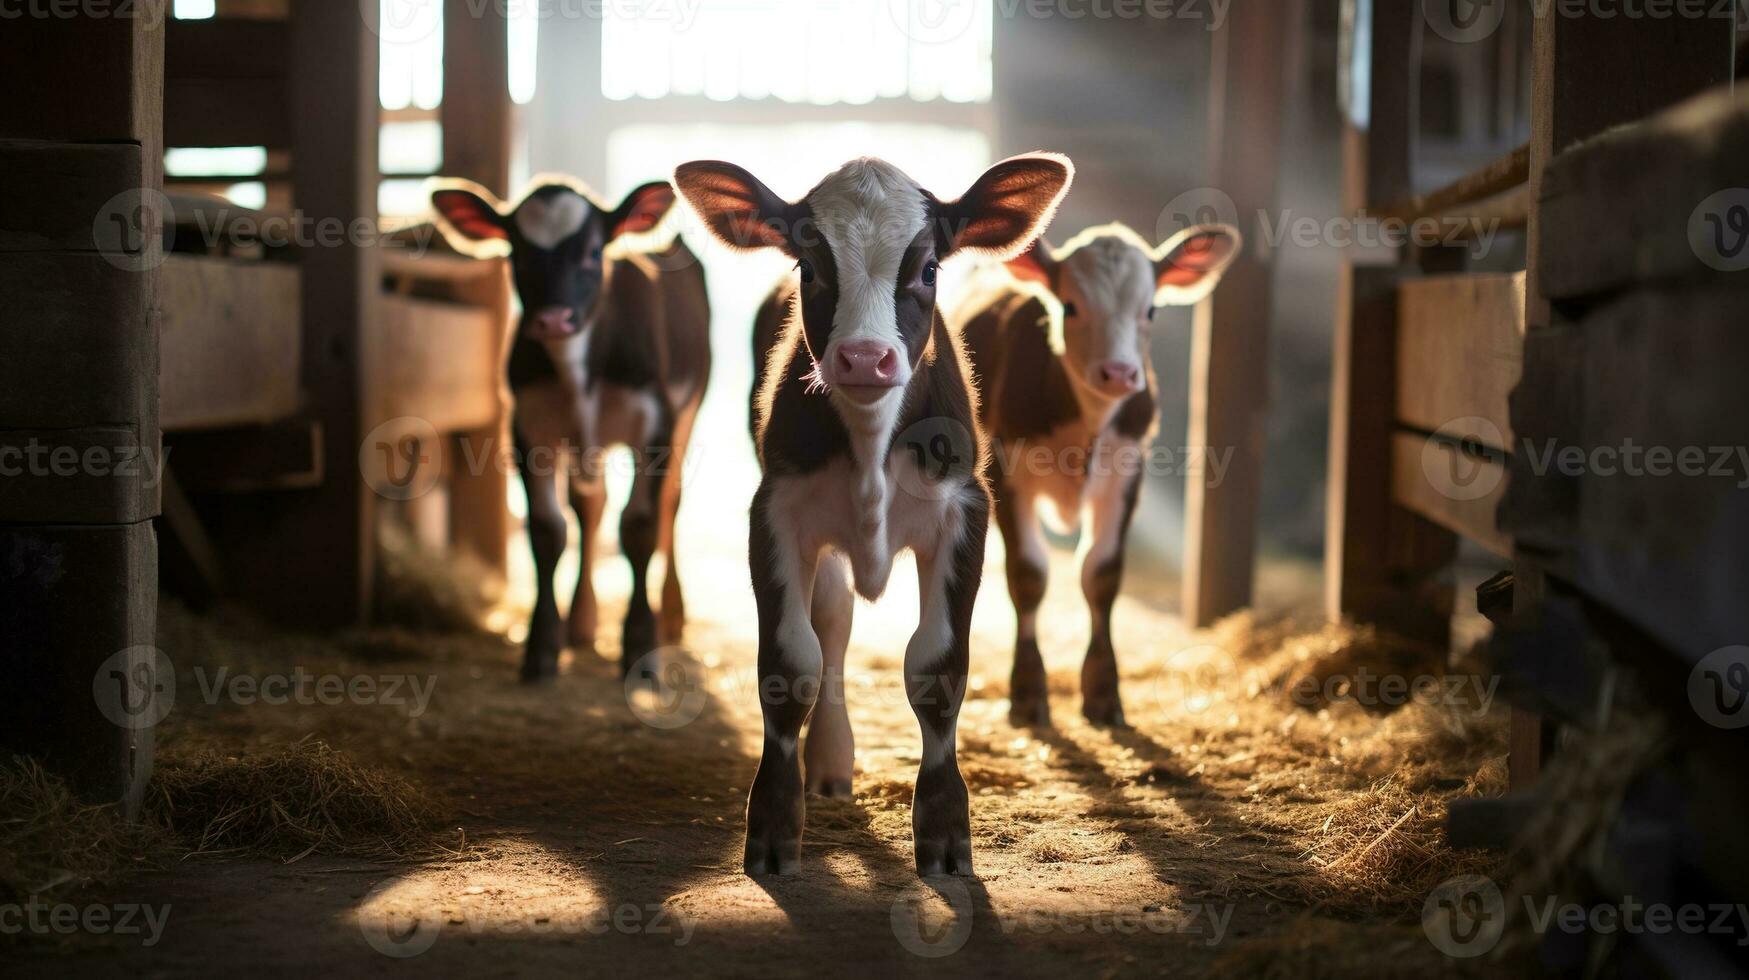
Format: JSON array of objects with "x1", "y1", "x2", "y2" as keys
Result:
[
  {"x1": 376, "y1": 296, "x2": 502, "y2": 433},
  {"x1": 0, "y1": 11, "x2": 161, "y2": 815},
  {"x1": 1569, "y1": 283, "x2": 1749, "y2": 665},
  {"x1": 0, "y1": 426, "x2": 157, "y2": 526},
  {"x1": 1378, "y1": 143, "x2": 1529, "y2": 222},
  {"x1": 160, "y1": 255, "x2": 302, "y2": 432},
  {"x1": 165, "y1": 17, "x2": 290, "y2": 80},
  {"x1": 0, "y1": 16, "x2": 162, "y2": 143},
  {"x1": 1390, "y1": 430, "x2": 1510, "y2": 558},
  {"x1": 1181, "y1": 0, "x2": 1298, "y2": 627},
  {"x1": 167, "y1": 420, "x2": 323, "y2": 493},
  {"x1": 165, "y1": 77, "x2": 291, "y2": 150},
  {"x1": 1539, "y1": 87, "x2": 1749, "y2": 302},
  {"x1": 441, "y1": 0, "x2": 516, "y2": 580},
  {"x1": 1395, "y1": 272, "x2": 1525, "y2": 447},
  {"x1": 0, "y1": 142, "x2": 146, "y2": 253},
  {"x1": 223, "y1": 3, "x2": 379, "y2": 627},
  {"x1": 1326, "y1": 0, "x2": 1459, "y2": 643}
]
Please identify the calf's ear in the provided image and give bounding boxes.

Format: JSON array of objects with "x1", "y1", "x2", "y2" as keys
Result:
[
  {"x1": 1005, "y1": 237, "x2": 1058, "y2": 288},
  {"x1": 609, "y1": 181, "x2": 677, "y2": 239},
  {"x1": 672, "y1": 160, "x2": 798, "y2": 252},
  {"x1": 1152, "y1": 224, "x2": 1242, "y2": 306},
  {"x1": 428, "y1": 178, "x2": 511, "y2": 258},
  {"x1": 942, "y1": 153, "x2": 1074, "y2": 260}
]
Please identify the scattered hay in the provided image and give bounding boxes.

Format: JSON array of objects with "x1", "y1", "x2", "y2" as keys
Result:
[
  {"x1": 0, "y1": 756, "x2": 159, "y2": 904},
  {"x1": 372, "y1": 521, "x2": 501, "y2": 635},
  {"x1": 1021, "y1": 827, "x2": 1129, "y2": 864},
  {"x1": 1202, "y1": 916, "x2": 1509, "y2": 979},
  {"x1": 149, "y1": 739, "x2": 461, "y2": 862}
]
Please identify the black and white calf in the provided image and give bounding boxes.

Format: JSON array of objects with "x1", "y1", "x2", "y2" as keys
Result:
[
  {"x1": 957, "y1": 222, "x2": 1241, "y2": 726},
  {"x1": 430, "y1": 176, "x2": 711, "y2": 682},
  {"x1": 675, "y1": 154, "x2": 1074, "y2": 876}
]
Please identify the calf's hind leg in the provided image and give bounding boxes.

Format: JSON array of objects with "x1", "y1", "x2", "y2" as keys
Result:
[
  {"x1": 803, "y1": 555, "x2": 855, "y2": 797},
  {"x1": 993, "y1": 469, "x2": 1050, "y2": 726},
  {"x1": 655, "y1": 397, "x2": 699, "y2": 644}
]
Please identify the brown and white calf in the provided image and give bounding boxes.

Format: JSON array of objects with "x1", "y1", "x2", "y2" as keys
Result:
[
  {"x1": 430, "y1": 176, "x2": 710, "y2": 682},
  {"x1": 956, "y1": 222, "x2": 1240, "y2": 727},
  {"x1": 675, "y1": 154, "x2": 1073, "y2": 876}
]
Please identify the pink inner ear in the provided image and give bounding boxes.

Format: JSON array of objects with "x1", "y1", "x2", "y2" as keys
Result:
[
  {"x1": 1005, "y1": 245, "x2": 1053, "y2": 286},
  {"x1": 617, "y1": 188, "x2": 676, "y2": 235},
  {"x1": 433, "y1": 191, "x2": 506, "y2": 241},
  {"x1": 1159, "y1": 233, "x2": 1235, "y2": 286}
]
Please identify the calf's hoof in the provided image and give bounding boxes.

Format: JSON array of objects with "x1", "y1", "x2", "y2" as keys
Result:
[
  {"x1": 520, "y1": 650, "x2": 560, "y2": 684},
  {"x1": 913, "y1": 767, "x2": 974, "y2": 877},
  {"x1": 807, "y1": 776, "x2": 853, "y2": 798},
  {"x1": 1007, "y1": 694, "x2": 1052, "y2": 728},
  {"x1": 743, "y1": 831, "x2": 802, "y2": 876},
  {"x1": 1080, "y1": 694, "x2": 1127, "y2": 728}
]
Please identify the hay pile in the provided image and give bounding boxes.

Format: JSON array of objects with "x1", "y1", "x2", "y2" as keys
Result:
[
  {"x1": 150, "y1": 739, "x2": 461, "y2": 862},
  {"x1": 372, "y1": 520, "x2": 502, "y2": 635},
  {"x1": 0, "y1": 756, "x2": 156, "y2": 904}
]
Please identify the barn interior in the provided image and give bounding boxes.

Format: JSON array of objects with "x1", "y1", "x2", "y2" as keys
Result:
[{"x1": 3, "y1": 1, "x2": 1748, "y2": 976}]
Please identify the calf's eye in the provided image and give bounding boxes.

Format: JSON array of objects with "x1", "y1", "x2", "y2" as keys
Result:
[
  {"x1": 921, "y1": 259, "x2": 938, "y2": 287},
  {"x1": 1147, "y1": 307, "x2": 1157, "y2": 321},
  {"x1": 1062, "y1": 302, "x2": 1079, "y2": 318},
  {"x1": 798, "y1": 258, "x2": 816, "y2": 284}
]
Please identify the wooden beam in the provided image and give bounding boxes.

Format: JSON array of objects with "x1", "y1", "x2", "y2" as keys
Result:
[
  {"x1": 0, "y1": 12, "x2": 162, "y2": 815},
  {"x1": 377, "y1": 295, "x2": 503, "y2": 433},
  {"x1": 225, "y1": 3, "x2": 380, "y2": 626},
  {"x1": 1395, "y1": 272, "x2": 1525, "y2": 446},
  {"x1": 440, "y1": 0, "x2": 515, "y2": 580},
  {"x1": 160, "y1": 255, "x2": 302, "y2": 432},
  {"x1": 1181, "y1": 0, "x2": 1300, "y2": 627},
  {"x1": 1390, "y1": 430, "x2": 1510, "y2": 558},
  {"x1": 1325, "y1": 0, "x2": 1458, "y2": 643}
]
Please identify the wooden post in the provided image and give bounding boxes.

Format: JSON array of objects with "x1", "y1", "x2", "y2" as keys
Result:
[
  {"x1": 1181, "y1": 0, "x2": 1301, "y2": 627},
  {"x1": 1325, "y1": 0, "x2": 1459, "y2": 643},
  {"x1": 0, "y1": 13, "x2": 163, "y2": 813},
  {"x1": 441, "y1": 0, "x2": 513, "y2": 580},
  {"x1": 232, "y1": 3, "x2": 381, "y2": 626},
  {"x1": 1505, "y1": 7, "x2": 1737, "y2": 789}
]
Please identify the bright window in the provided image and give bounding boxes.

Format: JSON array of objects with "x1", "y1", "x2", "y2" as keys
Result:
[{"x1": 602, "y1": 0, "x2": 994, "y2": 104}]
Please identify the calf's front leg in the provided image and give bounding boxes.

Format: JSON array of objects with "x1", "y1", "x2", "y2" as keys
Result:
[
  {"x1": 514, "y1": 423, "x2": 566, "y2": 682},
  {"x1": 744, "y1": 481, "x2": 821, "y2": 876},
  {"x1": 909, "y1": 492, "x2": 987, "y2": 877},
  {"x1": 1078, "y1": 463, "x2": 1142, "y2": 726}
]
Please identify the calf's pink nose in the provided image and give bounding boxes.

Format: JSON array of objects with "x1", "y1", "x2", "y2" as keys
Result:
[
  {"x1": 1097, "y1": 361, "x2": 1142, "y2": 391},
  {"x1": 529, "y1": 307, "x2": 576, "y2": 339},
  {"x1": 832, "y1": 340, "x2": 902, "y2": 387}
]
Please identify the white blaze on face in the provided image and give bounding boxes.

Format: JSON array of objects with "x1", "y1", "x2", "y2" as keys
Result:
[
  {"x1": 1059, "y1": 234, "x2": 1155, "y2": 377},
  {"x1": 807, "y1": 159, "x2": 928, "y2": 363},
  {"x1": 515, "y1": 191, "x2": 591, "y2": 249}
]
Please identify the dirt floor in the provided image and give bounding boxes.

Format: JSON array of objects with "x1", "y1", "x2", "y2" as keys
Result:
[
  {"x1": 5, "y1": 531, "x2": 1526, "y2": 979},
  {"x1": 6, "y1": 392, "x2": 1523, "y2": 976}
]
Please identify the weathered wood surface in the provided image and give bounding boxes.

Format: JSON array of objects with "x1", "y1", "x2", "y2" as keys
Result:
[
  {"x1": 1326, "y1": 0, "x2": 1458, "y2": 643},
  {"x1": 160, "y1": 255, "x2": 303, "y2": 432},
  {"x1": 1389, "y1": 431, "x2": 1510, "y2": 559},
  {"x1": 376, "y1": 296, "x2": 503, "y2": 434},
  {"x1": 1395, "y1": 272, "x2": 1525, "y2": 448},
  {"x1": 164, "y1": 17, "x2": 291, "y2": 149},
  {"x1": 1540, "y1": 88, "x2": 1749, "y2": 301},
  {"x1": 1183, "y1": 0, "x2": 1299, "y2": 627}
]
